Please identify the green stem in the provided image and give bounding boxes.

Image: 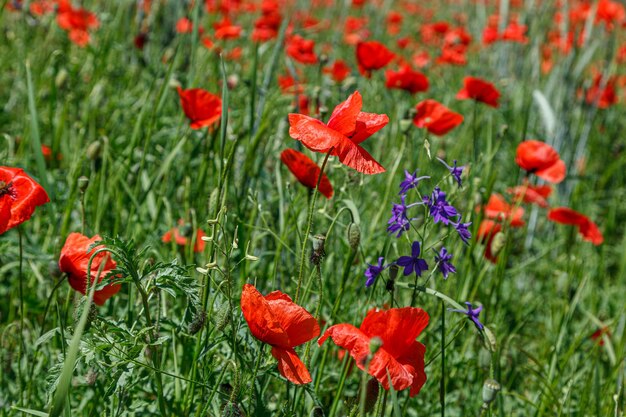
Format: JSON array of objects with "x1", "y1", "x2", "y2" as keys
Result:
[
  {"x1": 329, "y1": 354, "x2": 351, "y2": 417},
  {"x1": 18, "y1": 227, "x2": 24, "y2": 407},
  {"x1": 295, "y1": 151, "x2": 331, "y2": 303},
  {"x1": 440, "y1": 300, "x2": 446, "y2": 417}
]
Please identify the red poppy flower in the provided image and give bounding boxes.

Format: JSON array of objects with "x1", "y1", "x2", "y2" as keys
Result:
[
  {"x1": 413, "y1": 99, "x2": 463, "y2": 136},
  {"x1": 175, "y1": 17, "x2": 194, "y2": 34},
  {"x1": 501, "y1": 19, "x2": 528, "y2": 43},
  {"x1": 515, "y1": 140, "x2": 566, "y2": 184},
  {"x1": 547, "y1": 207, "x2": 603, "y2": 245},
  {"x1": 288, "y1": 91, "x2": 388, "y2": 175},
  {"x1": 252, "y1": 10, "x2": 281, "y2": 42},
  {"x1": 323, "y1": 60, "x2": 351, "y2": 83},
  {"x1": 213, "y1": 17, "x2": 242, "y2": 40},
  {"x1": 484, "y1": 193, "x2": 525, "y2": 227},
  {"x1": 286, "y1": 35, "x2": 318, "y2": 65},
  {"x1": 507, "y1": 183, "x2": 552, "y2": 208},
  {"x1": 356, "y1": 41, "x2": 395, "y2": 77},
  {"x1": 177, "y1": 86, "x2": 222, "y2": 129},
  {"x1": 59, "y1": 233, "x2": 121, "y2": 306},
  {"x1": 585, "y1": 75, "x2": 618, "y2": 109},
  {"x1": 240, "y1": 284, "x2": 320, "y2": 384},
  {"x1": 436, "y1": 44, "x2": 468, "y2": 66},
  {"x1": 162, "y1": 220, "x2": 206, "y2": 253},
  {"x1": 56, "y1": 1, "x2": 99, "y2": 46},
  {"x1": 280, "y1": 149, "x2": 333, "y2": 198},
  {"x1": 477, "y1": 220, "x2": 503, "y2": 263},
  {"x1": 318, "y1": 307, "x2": 429, "y2": 397},
  {"x1": 0, "y1": 167, "x2": 50, "y2": 235},
  {"x1": 456, "y1": 76, "x2": 500, "y2": 108},
  {"x1": 385, "y1": 66, "x2": 429, "y2": 94}
]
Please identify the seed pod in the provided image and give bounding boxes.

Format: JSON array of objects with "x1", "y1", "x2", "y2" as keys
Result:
[
  {"x1": 188, "y1": 310, "x2": 207, "y2": 335},
  {"x1": 215, "y1": 304, "x2": 231, "y2": 332},
  {"x1": 347, "y1": 222, "x2": 361, "y2": 250},
  {"x1": 482, "y1": 378, "x2": 501, "y2": 405},
  {"x1": 77, "y1": 176, "x2": 89, "y2": 193},
  {"x1": 310, "y1": 234, "x2": 326, "y2": 266}
]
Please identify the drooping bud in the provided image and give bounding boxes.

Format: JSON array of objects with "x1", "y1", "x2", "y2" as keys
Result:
[
  {"x1": 310, "y1": 234, "x2": 326, "y2": 266},
  {"x1": 481, "y1": 378, "x2": 501, "y2": 405},
  {"x1": 188, "y1": 310, "x2": 207, "y2": 335},
  {"x1": 386, "y1": 264, "x2": 399, "y2": 292},
  {"x1": 347, "y1": 222, "x2": 361, "y2": 250}
]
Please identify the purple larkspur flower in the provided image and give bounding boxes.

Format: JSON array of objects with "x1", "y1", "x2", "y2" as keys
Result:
[
  {"x1": 449, "y1": 302, "x2": 484, "y2": 330},
  {"x1": 434, "y1": 246, "x2": 456, "y2": 279},
  {"x1": 387, "y1": 195, "x2": 421, "y2": 238},
  {"x1": 423, "y1": 187, "x2": 459, "y2": 225},
  {"x1": 453, "y1": 220, "x2": 472, "y2": 245},
  {"x1": 396, "y1": 241, "x2": 429, "y2": 277},
  {"x1": 398, "y1": 169, "x2": 430, "y2": 195},
  {"x1": 365, "y1": 257, "x2": 387, "y2": 287},
  {"x1": 437, "y1": 158, "x2": 465, "y2": 187}
]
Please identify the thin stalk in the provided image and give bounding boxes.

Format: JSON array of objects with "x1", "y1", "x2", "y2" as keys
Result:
[
  {"x1": 17, "y1": 227, "x2": 24, "y2": 407},
  {"x1": 329, "y1": 354, "x2": 352, "y2": 417},
  {"x1": 295, "y1": 151, "x2": 331, "y2": 303},
  {"x1": 440, "y1": 300, "x2": 446, "y2": 417}
]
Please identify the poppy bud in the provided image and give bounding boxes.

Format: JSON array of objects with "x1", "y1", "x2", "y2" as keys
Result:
[
  {"x1": 227, "y1": 74, "x2": 239, "y2": 90},
  {"x1": 86, "y1": 141, "x2": 102, "y2": 161},
  {"x1": 214, "y1": 304, "x2": 230, "y2": 331},
  {"x1": 77, "y1": 176, "x2": 89, "y2": 193},
  {"x1": 319, "y1": 53, "x2": 329, "y2": 66},
  {"x1": 481, "y1": 378, "x2": 501, "y2": 405},
  {"x1": 347, "y1": 222, "x2": 361, "y2": 250},
  {"x1": 364, "y1": 377, "x2": 379, "y2": 414},
  {"x1": 386, "y1": 264, "x2": 399, "y2": 292},
  {"x1": 489, "y1": 232, "x2": 506, "y2": 258},
  {"x1": 309, "y1": 406, "x2": 325, "y2": 417},
  {"x1": 188, "y1": 310, "x2": 206, "y2": 335},
  {"x1": 310, "y1": 234, "x2": 326, "y2": 266},
  {"x1": 369, "y1": 336, "x2": 383, "y2": 355}
]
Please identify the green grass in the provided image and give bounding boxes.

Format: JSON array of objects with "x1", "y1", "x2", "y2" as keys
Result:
[{"x1": 1, "y1": 1, "x2": 625, "y2": 416}]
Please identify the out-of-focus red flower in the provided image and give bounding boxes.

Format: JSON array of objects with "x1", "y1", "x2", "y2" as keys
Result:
[
  {"x1": 596, "y1": 0, "x2": 625, "y2": 30},
  {"x1": 177, "y1": 86, "x2": 222, "y2": 129},
  {"x1": 387, "y1": 11, "x2": 403, "y2": 35},
  {"x1": 412, "y1": 51, "x2": 431, "y2": 68},
  {"x1": 30, "y1": 0, "x2": 55, "y2": 15},
  {"x1": 289, "y1": 91, "x2": 389, "y2": 175},
  {"x1": 56, "y1": 1, "x2": 99, "y2": 47},
  {"x1": 344, "y1": 16, "x2": 369, "y2": 45},
  {"x1": 547, "y1": 207, "x2": 603, "y2": 245},
  {"x1": 319, "y1": 307, "x2": 429, "y2": 397},
  {"x1": 162, "y1": 220, "x2": 206, "y2": 253},
  {"x1": 385, "y1": 66, "x2": 429, "y2": 94},
  {"x1": 286, "y1": 35, "x2": 317, "y2": 65},
  {"x1": 356, "y1": 41, "x2": 395, "y2": 77},
  {"x1": 413, "y1": 99, "x2": 463, "y2": 136},
  {"x1": 59, "y1": 233, "x2": 121, "y2": 306},
  {"x1": 280, "y1": 149, "x2": 333, "y2": 198},
  {"x1": 278, "y1": 74, "x2": 304, "y2": 95},
  {"x1": 241, "y1": 284, "x2": 320, "y2": 384},
  {"x1": 134, "y1": 32, "x2": 149, "y2": 50},
  {"x1": 507, "y1": 183, "x2": 552, "y2": 208},
  {"x1": 477, "y1": 220, "x2": 503, "y2": 263},
  {"x1": 501, "y1": 18, "x2": 528, "y2": 43},
  {"x1": 214, "y1": 16, "x2": 242, "y2": 39},
  {"x1": 252, "y1": 8, "x2": 281, "y2": 42},
  {"x1": 590, "y1": 326, "x2": 611, "y2": 346},
  {"x1": 484, "y1": 194, "x2": 525, "y2": 227},
  {"x1": 515, "y1": 140, "x2": 566, "y2": 184},
  {"x1": 0, "y1": 167, "x2": 50, "y2": 235},
  {"x1": 323, "y1": 60, "x2": 351, "y2": 83},
  {"x1": 585, "y1": 75, "x2": 618, "y2": 109},
  {"x1": 175, "y1": 17, "x2": 195, "y2": 34},
  {"x1": 456, "y1": 76, "x2": 500, "y2": 108},
  {"x1": 436, "y1": 44, "x2": 467, "y2": 66}
]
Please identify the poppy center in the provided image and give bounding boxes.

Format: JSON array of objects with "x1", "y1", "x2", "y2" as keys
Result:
[{"x1": 0, "y1": 180, "x2": 12, "y2": 197}]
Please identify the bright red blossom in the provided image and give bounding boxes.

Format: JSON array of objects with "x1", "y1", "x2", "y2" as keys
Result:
[
  {"x1": 177, "y1": 87, "x2": 222, "y2": 129},
  {"x1": 356, "y1": 41, "x2": 395, "y2": 77},
  {"x1": 59, "y1": 233, "x2": 121, "y2": 306},
  {"x1": 323, "y1": 60, "x2": 351, "y2": 83},
  {"x1": 515, "y1": 140, "x2": 566, "y2": 184},
  {"x1": 413, "y1": 99, "x2": 463, "y2": 136},
  {"x1": 240, "y1": 284, "x2": 320, "y2": 384},
  {"x1": 507, "y1": 183, "x2": 552, "y2": 208},
  {"x1": 286, "y1": 35, "x2": 317, "y2": 65},
  {"x1": 385, "y1": 66, "x2": 429, "y2": 94},
  {"x1": 288, "y1": 91, "x2": 389, "y2": 175},
  {"x1": 280, "y1": 149, "x2": 333, "y2": 198},
  {"x1": 456, "y1": 76, "x2": 500, "y2": 108},
  {"x1": 0, "y1": 167, "x2": 50, "y2": 235},
  {"x1": 319, "y1": 307, "x2": 429, "y2": 397},
  {"x1": 484, "y1": 193, "x2": 525, "y2": 227},
  {"x1": 547, "y1": 207, "x2": 603, "y2": 245}
]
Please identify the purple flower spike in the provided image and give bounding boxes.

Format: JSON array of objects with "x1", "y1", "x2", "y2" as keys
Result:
[
  {"x1": 365, "y1": 257, "x2": 387, "y2": 287},
  {"x1": 434, "y1": 246, "x2": 456, "y2": 279},
  {"x1": 453, "y1": 220, "x2": 472, "y2": 245},
  {"x1": 437, "y1": 158, "x2": 465, "y2": 187},
  {"x1": 387, "y1": 195, "x2": 421, "y2": 238},
  {"x1": 396, "y1": 241, "x2": 429, "y2": 277},
  {"x1": 423, "y1": 187, "x2": 459, "y2": 225},
  {"x1": 449, "y1": 302, "x2": 484, "y2": 330},
  {"x1": 398, "y1": 169, "x2": 430, "y2": 195}
]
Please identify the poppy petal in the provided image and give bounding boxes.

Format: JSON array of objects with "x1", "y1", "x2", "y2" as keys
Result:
[
  {"x1": 288, "y1": 114, "x2": 344, "y2": 152},
  {"x1": 280, "y1": 149, "x2": 334, "y2": 198},
  {"x1": 350, "y1": 112, "x2": 390, "y2": 144},
  {"x1": 334, "y1": 138, "x2": 385, "y2": 175},
  {"x1": 396, "y1": 341, "x2": 427, "y2": 397},
  {"x1": 266, "y1": 296, "x2": 320, "y2": 347},
  {"x1": 368, "y1": 347, "x2": 415, "y2": 392},
  {"x1": 240, "y1": 284, "x2": 291, "y2": 347},
  {"x1": 535, "y1": 159, "x2": 566, "y2": 183},
  {"x1": 327, "y1": 91, "x2": 362, "y2": 136},
  {"x1": 270, "y1": 346, "x2": 312, "y2": 384},
  {"x1": 318, "y1": 324, "x2": 371, "y2": 368}
]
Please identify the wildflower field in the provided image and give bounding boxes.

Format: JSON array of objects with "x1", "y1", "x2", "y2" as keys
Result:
[{"x1": 1, "y1": 0, "x2": 625, "y2": 416}]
